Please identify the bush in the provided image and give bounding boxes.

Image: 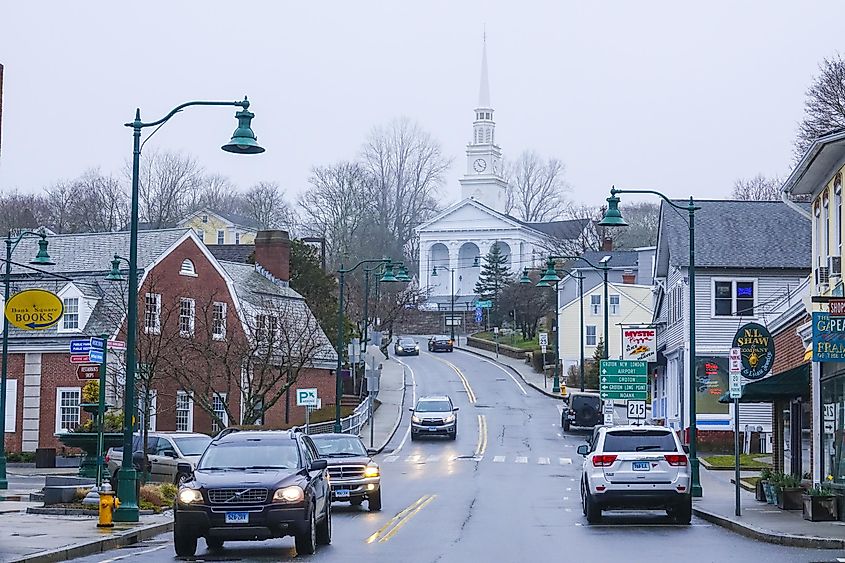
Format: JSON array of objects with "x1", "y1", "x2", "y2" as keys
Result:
[
  {"x1": 159, "y1": 483, "x2": 177, "y2": 504},
  {"x1": 6, "y1": 451, "x2": 35, "y2": 463},
  {"x1": 74, "y1": 487, "x2": 92, "y2": 501}
]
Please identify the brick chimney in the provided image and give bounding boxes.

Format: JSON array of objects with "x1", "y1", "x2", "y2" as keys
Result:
[
  {"x1": 601, "y1": 237, "x2": 613, "y2": 252},
  {"x1": 622, "y1": 269, "x2": 636, "y2": 284},
  {"x1": 254, "y1": 230, "x2": 290, "y2": 282}
]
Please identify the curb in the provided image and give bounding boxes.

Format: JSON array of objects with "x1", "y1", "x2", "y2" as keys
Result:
[
  {"x1": 692, "y1": 507, "x2": 844, "y2": 549},
  {"x1": 456, "y1": 346, "x2": 565, "y2": 400},
  {"x1": 10, "y1": 519, "x2": 174, "y2": 563},
  {"x1": 371, "y1": 358, "x2": 408, "y2": 454}
]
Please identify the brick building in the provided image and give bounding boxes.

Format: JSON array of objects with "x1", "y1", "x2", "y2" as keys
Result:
[{"x1": 2, "y1": 228, "x2": 336, "y2": 454}]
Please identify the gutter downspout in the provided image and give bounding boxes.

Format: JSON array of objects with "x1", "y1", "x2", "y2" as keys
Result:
[{"x1": 781, "y1": 183, "x2": 812, "y2": 220}]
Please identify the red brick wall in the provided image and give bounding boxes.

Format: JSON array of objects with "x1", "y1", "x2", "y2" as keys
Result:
[{"x1": 771, "y1": 313, "x2": 810, "y2": 375}]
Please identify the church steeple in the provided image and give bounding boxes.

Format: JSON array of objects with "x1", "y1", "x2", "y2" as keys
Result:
[{"x1": 472, "y1": 34, "x2": 495, "y2": 147}]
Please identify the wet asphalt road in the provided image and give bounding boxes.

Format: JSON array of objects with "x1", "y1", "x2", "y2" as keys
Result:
[{"x1": 67, "y1": 350, "x2": 838, "y2": 563}]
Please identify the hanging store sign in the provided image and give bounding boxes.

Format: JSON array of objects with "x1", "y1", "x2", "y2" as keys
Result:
[
  {"x1": 5, "y1": 289, "x2": 64, "y2": 331},
  {"x1": 812, "y1": 312, "x2": 845, "y2": 362},
  {"x1": 731, "y1": 322, "x2": 774, "y2": 380},
  {"x1": 621, "y1": 328, "x2": 657, "y2": 362}
]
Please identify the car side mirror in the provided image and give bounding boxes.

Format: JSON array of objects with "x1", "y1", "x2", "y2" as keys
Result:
[
  {"x1": 309, "y1": 459, "x2": 328, "y2": 471},
  {"x1": 409, "y1": 407, "x2": 414, "y2": 412},
  {"x1": 366, "y1": 448, "x2": 378, "y2": 456},
  {"x1": 576, "y1": 444, "x2": 589, "y2": 456},
  {"x1": 163, "y1": 450, "x2": 178, "y2": 458},
  {"x1": 453, "y1": 407, "x2": 460, "y2": 412},
  {"x1": 682, "y1": 445, "x2": 690, "y2": 454}
]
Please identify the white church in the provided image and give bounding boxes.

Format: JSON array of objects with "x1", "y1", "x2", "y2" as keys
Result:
[{"x1": 417, "y1": 40, "x2": 589, "y2": 309}]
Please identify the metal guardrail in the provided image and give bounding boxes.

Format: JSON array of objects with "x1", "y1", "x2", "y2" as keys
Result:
[{"x1": 297, "y1": 400, "x2": 370, "y2": 436}]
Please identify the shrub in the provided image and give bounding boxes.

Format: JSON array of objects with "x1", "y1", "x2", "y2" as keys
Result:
[
  {"x1": 6, "y1": 451, "x2": 35, "y2": 463},
  {"x1": 74, "y1": 487, "x2": 92, "y2": 501},
  {"x1": 159, "y1": 483, "x2": 177, "y2": 504},
  {"x1": 139, "y1": 484, "x2": 165, "y2": 507}
]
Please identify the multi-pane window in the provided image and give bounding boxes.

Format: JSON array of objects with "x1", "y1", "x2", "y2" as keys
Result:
[
  {"x1": 823, "y1": 192, "x2": 830, "y2": 257},
  {"x1": 212, "y1": 302, "x2": 227, "y2": 340},
  {"x1": 586, "y1": 325, "x2": 597, "y2": 346},
  {"x1": 256, "y1": 314, "x2": 278, "y2": 342},
  {"x1": 212, "y1": 394, "x2": 228, "y2": 433},
  {"x1": 62, "y1": 298, "x2": 79, "y2": 330},
  {"x1": 176, "y1": 391, "x2": 192, "y2": 432},
  {"x1": 201, "y1": 214, "x2": 208, "y2": 223},
  {"x1": 179, "y1": 298, "x2": 195, "y2": 337},
  {"x1": 55, "y1": 388, "x2": 80, "y2": 432},
  {"x1": 144, "y1": 293, "x2": 161, "y2": 333},
  {"x1": 609, "y1": 294, "x2": 620, "y2": 315},
  {"x1": 590, "y1": 295, "x2": 601, "y2": 316},
  {"x1": 235, "y1": 232, "x2": 241, "y2": 245},
  {"x1": 714, "y1": 280, "x2": 755, "y2": 317},
  {"x1": 217, "y1": 230, "x2": 225, "y2": 245},
  {"x1": 836, "y1": 179, "x2": 842, "y2": 253},
  {"x1": 669, "y1": 284, "x2": 684, "y2": 326}
]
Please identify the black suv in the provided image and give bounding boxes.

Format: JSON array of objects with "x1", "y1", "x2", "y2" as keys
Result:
[
  {"x1": 563, "y1": 392, "x2": 602, "y2": 431},
  {"x1": 428, "y1": 335, "x2": 453, "y2": 352},
  {"x1": 173, "y1": 430, "x2": 331, "y2": 556}
]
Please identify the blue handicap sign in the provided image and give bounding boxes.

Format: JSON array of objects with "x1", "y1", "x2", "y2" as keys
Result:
[
  {"x1": 70, "y1": 340, "x2": 91, "y2": 354},
  {"x1": 89, "y1": 348, "x2": 104, "y2": 364}
]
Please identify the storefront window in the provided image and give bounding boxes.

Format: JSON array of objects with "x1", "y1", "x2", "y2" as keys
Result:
[{"x1": 821, "y1": 372, "x2": 845, "y2": 488}]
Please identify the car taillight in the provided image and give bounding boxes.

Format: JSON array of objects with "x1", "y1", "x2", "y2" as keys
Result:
[
  {"x1": 105, "y1": 453, "x2": 110, "y2": 463},
  {"x1": 592, "y1": 454, "x2": 617, "y2": 467},
  {"x1": 664, "y1": 454, "x2": 688, "y2": 466}
]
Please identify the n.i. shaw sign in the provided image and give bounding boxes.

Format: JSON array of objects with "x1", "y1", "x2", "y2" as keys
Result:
[{"x1": 621, "y1": 328, "x2": 656, "y2": 362}]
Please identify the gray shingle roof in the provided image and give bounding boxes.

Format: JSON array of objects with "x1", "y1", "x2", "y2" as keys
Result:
[
  {"x1": 524, "y1": 218, "x2": 590, "y2": 240},
  {"x1": 214, "y1": 210, "x2": 261, "y2": 230},
  {"x1": 572, "y1": 250, "x2": 639, "y2": 269},
  {"x1": 660, "y1": 200, "x2": 811, "y2": 268},
  {"x1": 207, "y1": 244, "x2": 254, "y2": 264}
]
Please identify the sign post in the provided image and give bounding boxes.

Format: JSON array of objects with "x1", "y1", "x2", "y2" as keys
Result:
[
  {"x1": 729, "y1": 347, "x2": 742, "y2": 517},
  {"x1": 598, "y1": 360, "x2": 648, "y2": 401},
  {"x1": 296, "y1": 388, "x2": 318, "y2": 434}
]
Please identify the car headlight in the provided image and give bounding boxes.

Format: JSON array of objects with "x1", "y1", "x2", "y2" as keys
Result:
[
  {"x1": 178, "y1": 488, "x2": 203, "y2": 504},
  {"x1": 411, "y1": 415, "x2": 422, "y2": 423},
  {"x1": 444, "y1": 414, "x2": 455, "y2": 424},
  {"x1": 273, "y1": 485, "x2": 305, "y2": 503},
  {"x1": 397, "y1": 346, "x2": 404, "y2": 351},
  {"x1": 364, "y1": 464, "x2": 380, "y2": 478}
]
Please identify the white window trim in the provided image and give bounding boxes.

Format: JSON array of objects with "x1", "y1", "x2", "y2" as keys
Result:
[
  {"x1": 710, "y1": 277, "x2": 758, "y2": 319},
  {"x1": 139, "y1": 390, "x2": 157, "y2": 432},
  {"x1": 212, "y1": 393, "x2": 228, "y2": 432},
  {"x1": 55, "y1": 387, "x2": 81, "y2": 433},
  {"x1": 179, "y1": 298, "x2": 196, "y2": 337},
  {"x1": 176, "y1": 391, "x2": 194, "y2": 432},
  {"x1": 60, "y1": 296, "x2": 81, "y2": 332},
  {"x1": 212, "y1": 302, "x2": 227, "y2": 341},
  {"x1": 609, "y1": 294, "x2": 621, "y2": 316},
  {"x1": 586, "y1": 325, "x2": 597, "y2": 347},
  {"x1": 589, "y1": 294, "x2": 601, "y2": 316},
  {"x1": 836, "y1": 182, "x2": 842, "y2": 254},
  {"x1": 179, "y1": 259, "x2": 198, "y2": 278},
  {"x1": 216, "y1": 230, "x2": 225, "y2": 244},
  {"x1": 4, "y1": 378, "x2": 16, "y2": 433},
  {"x1": 144, "y1": 293, "x2": 161, "y2": 335},
  {"x1": 56, "y1": 283, "x2": 93, "y2": 334}
]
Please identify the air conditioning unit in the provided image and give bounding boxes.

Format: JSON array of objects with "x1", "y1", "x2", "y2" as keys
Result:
[
  {"x1": 829, "y1": 255, "x2": 842, "y2": 276},
  {"x1": 817, "y1": 266, "x2": 830, "y2": 286}
]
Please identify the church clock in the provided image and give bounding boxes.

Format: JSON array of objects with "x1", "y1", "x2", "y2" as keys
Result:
[{"x1": 473, "y1": 158, "x2": 487, "y2": 173}]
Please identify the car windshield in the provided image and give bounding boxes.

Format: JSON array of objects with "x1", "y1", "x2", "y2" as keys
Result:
[
  {"x1": 399, "y1": 339, "x2": 416, "y2": 346},
  {"x1": 311, "y1": 435, "x2": 368, "y2": 457},
  {"x1": 173, "y1": 436, "x2": 212, "y2": 456},
  {"x1": 602, "y1": 430, "x2": 679, "y2": 453},
  {"x1": 434, "y1": 336, "x2": 449, "y2": 341},
  {"x1": 416, "y1": 400, "x2": 452, "y2": 412},
  {"x1": 198, "y1": 440, "x2": 300, "y2": 470}
]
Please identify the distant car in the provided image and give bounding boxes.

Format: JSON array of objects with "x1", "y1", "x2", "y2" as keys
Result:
[
  {"x1": 107, "y1": 432, "x2": 211, "y2": 486},
  {"x1": 410, "y1": 395, "x2": 458, "y2": 440},
  {"x1": 428, "y1": 335, "x2": 453, "y2": 352},
  {"x1": 578, "y1": 425, "x2": 692, "y2": 525},
  {"x1": 173, "y1": 430, "x2": 331, "y2": 556},
  {"x1": 563, "y1": 392, "x2": 602, "y2": 431},
  {"x1": 310, "y1": 434, "x2": 381, "y2": 511},
  {"x1": 394, "y1": 337, "x2": 420, "y2": 356}
]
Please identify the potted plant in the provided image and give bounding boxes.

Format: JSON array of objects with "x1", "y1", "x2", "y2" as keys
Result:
[
  {"x1": 777, "y1": 473, "x2": 803, "y2": 510},
  {"x1": 763, "y1": 471, "x2": 781, "y2": 504},
  {"x1": 803, "y1": 484, "x2": 839, "y2": 522},
  {"x1": 756, "y1": 467, "x2": 772, "y2": 502}
]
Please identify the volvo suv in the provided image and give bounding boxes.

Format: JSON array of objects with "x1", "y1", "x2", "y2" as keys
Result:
[
  {"x1": 173, "y1": 430, "x2": 331, "y2": 556},
  {"x1": 578, "y1": 425, "x2": 692, "y2": 524},
  {"x1": 410, "y1": 395, "x2": 459, "y2": 440},
  {"x1": 428, "y1": 335, "x2": 454, "y2": 352},
  {"x1": 310, "y1": 433, "x2": 382, "y2": 511}
]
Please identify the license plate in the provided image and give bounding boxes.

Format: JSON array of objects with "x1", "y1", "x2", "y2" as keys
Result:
[
  {"x1": 632, "y1": 461, "x2": 650, "y2": 471},
  {"x1": 429, "y1": 427, "x2": 439, "y2": 431},
  {"x1": 335, "y1": 489, "x2": 350, "y2": 499},
  {"x1": 225, "y1": 511, "x2": 248, "y2": 524}
]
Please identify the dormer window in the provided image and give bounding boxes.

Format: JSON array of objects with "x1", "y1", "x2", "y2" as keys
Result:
[
  {"x1": 201, "y1": 214, "x2": 208, "y2": 223},
  {"x1": 63, "y1": 298, "x2": 79, "y2": 330},
  {"x1": 180, "y1": 259, "x2": 197, "y2": 277}
]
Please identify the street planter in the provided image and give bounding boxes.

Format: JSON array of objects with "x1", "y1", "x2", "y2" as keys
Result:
[
  {"x1": 755, "y1": 480, "x2": 768, "y2": 502},
  {"x1": 55, "y1": 432, "x2": 125, "y2": 479},
  {"x1": 802, "y1": 494, "x2": 838, "y2": 522},
  {"x1": 777, "y1": 487, "x2": 803, "y2": 510}
]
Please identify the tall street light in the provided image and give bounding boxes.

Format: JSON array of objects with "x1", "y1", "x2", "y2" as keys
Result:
[
  {"x1": 0, "y1": 231, "x2": 54, "y2": 490},
  {"x1": 336, "y1": 260, "x2": 399, "y2": 432},
  {"x1": 432, "y1": 259, "x2": 479, "y2": 342},
  {"x1": 599, "y1": 185, "x2": 702, "y2": 498},
  {"x1": 113, "y1": 98, "x2": 264, "y2": 523}
]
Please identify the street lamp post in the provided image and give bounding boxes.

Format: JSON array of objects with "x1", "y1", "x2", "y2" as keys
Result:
[
  {"x1": 431, "y1": 266, "x2": 457, "y2": 341},
  {"x1": 599, "y1": 185, "x2": 702, "y2": 498},
  {"x1": 0, "y1": 231, "x2": 54, "y2": 490},
  {"x1": 113, "y1": 98, "x2": 264, "y2": 523}
]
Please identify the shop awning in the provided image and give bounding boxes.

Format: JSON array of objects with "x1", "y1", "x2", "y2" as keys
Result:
[{"x1": 719, "y1": 363, "x2": 810, "y2": 404}]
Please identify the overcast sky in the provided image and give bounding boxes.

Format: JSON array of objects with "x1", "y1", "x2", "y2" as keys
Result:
[{"x1": 0, "y1": 1, "x2": 842, "y2": 209}]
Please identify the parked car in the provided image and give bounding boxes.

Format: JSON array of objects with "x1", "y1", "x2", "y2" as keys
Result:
[
  {"x1": 106, "y1": 432, "x2": 211, "y2": 485},
  {"x1": 310, "y1": 433, "x2": 381, "y2": 511},
  {"x1": 562, "y1": 392, "x2": 602, "y2": 431},
  {"x1": 578, "y1": 425, "x2": 692, "y2": 524},
  {"x1": 428, "y1": 335, "x2": 453, "y2": 352},
  {"x1": 173, "y1": 430, "x2": 331, "y2": 556},
  {"x1": 410, "y1": 395, "x2": 458, "y2": 440},
  {"x1": 394, "y1": 337, "x2": 420, "y2": 356}
]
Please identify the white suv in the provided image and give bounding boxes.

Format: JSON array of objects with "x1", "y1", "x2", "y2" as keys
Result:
[{"x1": 577, "y1": 425, "x2": 692, "y2": 524}]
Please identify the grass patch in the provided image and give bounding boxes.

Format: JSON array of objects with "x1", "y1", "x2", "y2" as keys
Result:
[
  {"x1": 701, "y1": 454, "x2": 772, "y2": 470},
  {"x1": 474, "y1": 331, "x2": 539, "y2": 350}
]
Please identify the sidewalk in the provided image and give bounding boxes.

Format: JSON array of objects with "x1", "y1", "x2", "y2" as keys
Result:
[
  {"x1": 456, "y1": 343, "x2": 567, "y2": 399},
  {"x1": 358, "y1": 347, "x2": 407, "y2": 452}
]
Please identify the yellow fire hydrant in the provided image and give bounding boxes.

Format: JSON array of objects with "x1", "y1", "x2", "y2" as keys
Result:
[{"x1": 97, "y1": 484, "x2": 120, "y2": 528}]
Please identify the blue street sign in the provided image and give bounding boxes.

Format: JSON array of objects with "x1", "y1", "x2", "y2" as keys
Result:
[
  {"x1": 90, "y1": 337, "x2": 105, "y2": 350},
  {"x1": 70, "y1": 340, "x2": 91, "y2": 354},
  {"x1": 475, "y1": 307, "x2": 483, "y2": 324},
  {"x1": 89, "y1": 348, "x2": 104, "y2": 364}
]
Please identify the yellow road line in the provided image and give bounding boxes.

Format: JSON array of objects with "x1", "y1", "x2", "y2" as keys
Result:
[
  {"x1": 474, "y1": 414, "x2": 488, "y2": 457},
  {"x1": 365, "y1": 495, "x2": 430, "y2": 544},
  {"x1": 378, "y1": 494, "x2": 437, "y2": 543},
  {"x1": 429, "y1": 354, "x2": 477, "y2": 403}
]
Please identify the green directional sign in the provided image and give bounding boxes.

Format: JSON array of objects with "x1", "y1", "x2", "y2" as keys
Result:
[{"x1": 599, "y1": 360, "x2": 648, "y2": 400}]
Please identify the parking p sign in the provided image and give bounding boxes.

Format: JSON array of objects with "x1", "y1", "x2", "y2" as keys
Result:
[{"x1": 296, "y1": 388, "x2": 318, "y2": 407}]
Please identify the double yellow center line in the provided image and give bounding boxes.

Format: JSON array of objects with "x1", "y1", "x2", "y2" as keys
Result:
[
  {"x1": 474, "y1": 414, "x2": 488, "y2": 458},
  {"x1": 365, "y1": 494, "x2": 437, "y2": 544},
  {"x1": 430, "y1": 355, "x2": 477, "y2": 403}
]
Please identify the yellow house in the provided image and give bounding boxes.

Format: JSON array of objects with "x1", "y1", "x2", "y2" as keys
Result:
[{"x1": 178, "y1": 208, "x2": 260, "y2": 246}]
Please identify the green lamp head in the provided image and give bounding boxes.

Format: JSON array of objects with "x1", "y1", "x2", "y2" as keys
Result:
[
  {"x1": 598, "y1": 188, "x2": 629, "y2": 227},
  {"x1": 538, "y1": 258, "x2": 561, "y2": 284},
  {"x1": 518, "y1": 268, "x2": 532, "y2": 285},
  {"x1": 106, "y1": 255, "x2": 124, "y2": 281},
  {"x1": 472, "y1": 256, "x2": 480, "y2": 267},
  {"x1": 397, "y1": 264, "x2": 412, "y2": 282},
  {"x1": 536, "y1": 279, "x2": 552, "y2": 288},
  {"x1": 31, "y1": 235, "x2": 55, "y2": 266},
  {"x1": 221, "y1": 97, "x2": 265, "y2": 155},
  {"x1": 431, "y1": 266, "x2": 438, "y2": 277},
  {"x1": 380, "y1": 262, "x2": 399, "y2": 283}
]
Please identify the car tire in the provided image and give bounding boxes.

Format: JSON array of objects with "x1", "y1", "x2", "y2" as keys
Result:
[
  {"x1": 410, "y1": 432, "x2": 417, "y2": 441},
  {"x1": 584, "y1": 489, "x2": 602, "y2": 524},
  {"x1": 295, "y1": 504, "x2": 317, "y2": 555},
  {"x1": 206, "y1": 537, "x2": 224, "y2": 551},
  {"x1": 369, "y1": 489, "x2": 382, "y2": 511},
  {"x1": 174, "y1": 529, "x2": 197, "y2": 557},
  {"x1": 563, "y1": 419, "x2": 571, "y2": 432},
  {"x1": 671, "y1": 497, "x2": 692, "y2": 525},
  {"x1": 449, "y1": 431, "x2": 457, "y2": 441},
  {"x1": 316, "y1": 503, "x2": 332, "y2": 545}
]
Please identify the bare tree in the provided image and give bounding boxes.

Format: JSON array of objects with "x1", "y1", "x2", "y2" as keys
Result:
[
  {"x1": 196, "y1": 174, "x2": 242, "y2": 215},
  {"x1": 505, "y1": 150, "x2": 569, "y2": 222},
  {"x1": 71, "y1": 169, "x2": 129, "y2": 232},
  {"x1": 602, "y1": 201, "x2": 660, "y2": 249},
  {"x1": 731, "y1": 174, "x2": 782, "y2": 201},
  {"x1": 44, "y1": 181, "x2": 79, "y2": 233},
  {"x1": 241, "y1": 181, "x2": 294, "y2": 230},
  {"x1": 796, "y1": 53, "x2": 845, "y2": 158},
  {"x1": 133, "y1": 149, "x2": 205, "y2": 228},
  {"x1": 543, "y1": 203, "x2": 601, "y2": 256},
  {"x1": 0, "y1": 190, "x2": 49, "y2": 234}
]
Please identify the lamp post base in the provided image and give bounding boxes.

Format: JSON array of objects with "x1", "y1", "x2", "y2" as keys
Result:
[
  {"x1": 551, "y1": 377, "x2": 561, "y2": 394},
  {"x1": 690, "y1": 458, "x2": 703, "y2": 498},
  {"x1": 112, "y1": 467, "x2": 139, "y2": 522},
  {"x1": 0, "y1": 453, "x2": 7, "y2": 490}
]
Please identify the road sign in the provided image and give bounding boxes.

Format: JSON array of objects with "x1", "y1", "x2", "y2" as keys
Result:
[
  {"x1": 493, "y1": 326, "x2": 499, "y2": 334},
  {"x1": 70, "y1": 340, "x2": 91, "y2": 354},
  {"x1": 627, "y1": 400, "x2": 646, "y2": 419},
  {"x1": 729, "y1": 347, "x2": 742, "y2": 399},
  {"x1": 5, "y1": 289, "x2": 64, "y2": 330},
  {"x1": 76, "y1": 364, "x2": 100, "y2": 381},
  {"x1": 89, "y1": 348, "x2": 104, "y2": 364},
  {"x1": 477, "y1": 300, "x2": 493, "y2": 309},
  {"x1": 70, "y1": 354, "x2": 90, "y2": 364},
  {"x1": 474, "y1": 307, "x2": 483, "y2": 323},
  {"x1": 599, "y1": 360, "x2": 648, "y2": 400},
  {"x1": 296, "y1": 388, "x2": 318, "y2": 407},
  {"x1": 603, "y1": 401, "x2": 615, "y2": 425},
  {"x1": 541, "y1": 345, "x2": 547, "y2": 354},
  {"x1": 90, "y1": 337, "x2": 105, "y2": 350},
  {"x1": 538, "y1": 332, "x2": 549, "y2": 346},
  {"x1": 729, "y1": 347, "x2": 741, "y2": 360},
  {"x1": 107, "y1": 340, "x2": 126, "y2": 350}
]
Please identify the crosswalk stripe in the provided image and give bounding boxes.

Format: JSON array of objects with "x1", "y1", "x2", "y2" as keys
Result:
[
  {"x1": 425, "y1": 455, "x2": 440, "y2": 463},
  {"x1": 538, "y1": 457, "x2": 550, "y2": 465},
  {"x1": 384, "y1": 456, "x2": 398, "y2": 463},
  {"x1": 515, "y1": 456, "x2": 528, "y2": 464},
  {"x1": 405, "y1": 455, "x2": 420, "y2": 463},
  {"x1": 559, "y1": 457, "x2": 572, "y2": 465},
  {"x1": 493, "y1": 455, "x2": 505, "y2": 463}
]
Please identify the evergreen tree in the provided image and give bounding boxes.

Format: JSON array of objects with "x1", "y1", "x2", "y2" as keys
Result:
[
  {"x1": 474, "y1": 243, "x2": 514, "y2": 326},
  {"x1": 586, "y1": 337, "x2": 605, "y2": 390}
]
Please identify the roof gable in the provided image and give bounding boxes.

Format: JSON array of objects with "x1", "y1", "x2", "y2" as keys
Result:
[
  {"x1": 179, "y1": 208, "x2": 262, "y2": 231},
  {"x1": 417, "y1": 198, "x2": 529, "y2": 233}
]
